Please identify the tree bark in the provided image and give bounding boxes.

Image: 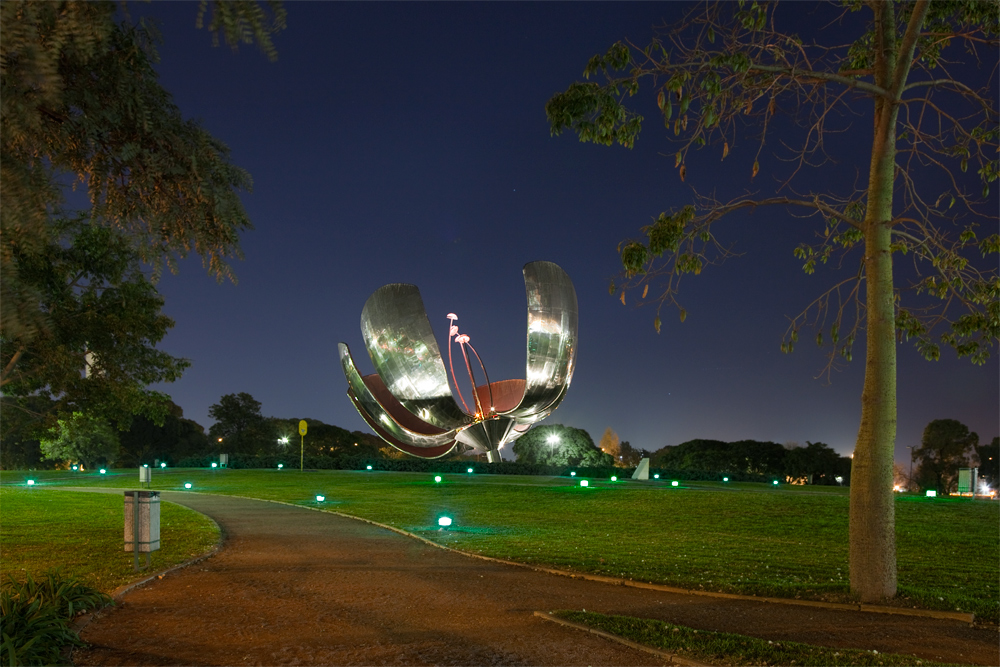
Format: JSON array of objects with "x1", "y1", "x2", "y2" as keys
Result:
[{"x1": 849, "y1": 0, "x2": 901, "y2": 602}]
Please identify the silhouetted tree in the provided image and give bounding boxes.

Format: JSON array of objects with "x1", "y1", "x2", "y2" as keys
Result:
[
  {"x1": 208, "y1": 393, "x2": 275, "y2": 456},
  {"x1": 913, "y1": 419, "x2": 977, "y2": 494},
  {"x1": 784, "y1": 441, "x2": 846, "y2": 484},
  {"x1": 973, "y1": 436, "x2": 999, "y2": 490}
]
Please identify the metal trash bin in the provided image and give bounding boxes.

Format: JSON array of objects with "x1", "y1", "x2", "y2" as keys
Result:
[{"x1": 124, "y1": 490, "x2": 160, "y2": 570}]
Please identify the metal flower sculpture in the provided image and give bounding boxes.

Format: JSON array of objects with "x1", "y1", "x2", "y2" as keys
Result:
[{"x1": 338, "y1": 261, "x2": 578, "y2": 462}]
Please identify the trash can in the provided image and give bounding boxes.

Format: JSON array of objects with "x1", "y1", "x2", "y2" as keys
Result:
[
  {"x1": 124, "y1": 490, "x2": 160, "y2": 553},
  {"x1": 139, "y1": 466, "x2": 151, "y2": 485}
]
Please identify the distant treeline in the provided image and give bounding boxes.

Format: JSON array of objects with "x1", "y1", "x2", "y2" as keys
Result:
[
  {"x1": 174, "y1": 452, "x2": 784, "y2": 483},
  {"x1": 650, "y1": 439, "x2": 852, "y2": 486},
  {"x1": 1, "y1": 390, "x2": 850, "y2": 487}
]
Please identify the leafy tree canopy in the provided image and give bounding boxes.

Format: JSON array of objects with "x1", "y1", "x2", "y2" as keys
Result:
[
  {"x1": 1, "y1": 217, "x2": 188, "y2": 434},
  {"x1": 512, "y1": 424, "x2": 612, "y2": 467},
  {"x1": 1, "y1": 1, "x2": 285, "y2": 433},
  {"x1": 40, "y1": 411, "x2": 119, "y2": 470}
]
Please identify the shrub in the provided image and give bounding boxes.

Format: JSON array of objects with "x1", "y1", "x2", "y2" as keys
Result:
[{"x1": 0, "y1": 571, "x2": 112, "y2": 666}]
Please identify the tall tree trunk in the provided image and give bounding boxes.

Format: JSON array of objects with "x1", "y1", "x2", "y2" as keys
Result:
[{"x1": 849, "y1": 0, "x2": 900, "y2": 603}]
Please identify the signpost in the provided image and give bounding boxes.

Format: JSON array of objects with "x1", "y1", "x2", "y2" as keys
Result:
[{"x1": 299, "y1": 420, "x2": 308, "y2": 471}]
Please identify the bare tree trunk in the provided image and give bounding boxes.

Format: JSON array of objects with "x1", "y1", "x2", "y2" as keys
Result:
[{"x1": 849, "y1": 0, "x2": 900, "y2": 603}]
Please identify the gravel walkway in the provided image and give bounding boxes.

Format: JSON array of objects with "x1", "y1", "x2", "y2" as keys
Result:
[{"x1": 73, "y1": 492, "x2": 998, "y2": 666}]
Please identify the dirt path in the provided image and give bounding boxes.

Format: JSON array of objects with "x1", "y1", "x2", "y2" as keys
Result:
[{"x1": 74, "y1": 493, "x2": 998, "y2": 666}]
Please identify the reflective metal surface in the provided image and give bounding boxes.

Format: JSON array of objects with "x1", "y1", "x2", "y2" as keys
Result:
[
  {"x1": 505, "y1": 261, "x2": 578, "y2": 421},
  {"x1": 339, "y1": 261, "x2": 578, "y2": 461},
  {"x1": 339, "y1": 343, "x2": 459, "y2": 450},
  {"x1": 361, "y1": 284, "x2": 468, "y2": 430}
]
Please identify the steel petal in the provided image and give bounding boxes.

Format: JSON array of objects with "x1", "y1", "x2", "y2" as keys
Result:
[
  {"x1": 339, "y1": 342, "x2": 459, "y2": 449},
  {"x1": 502, "y1": 261, "x2": 578, "y2": 420},
  {"x1": 360, "y1": 284, "x2": 469, "y2": 430}
]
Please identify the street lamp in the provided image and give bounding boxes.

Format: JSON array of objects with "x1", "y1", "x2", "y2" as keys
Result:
[
  {"x1": 547, "y1": 434, "x2": 560, "y2": 445},
  {"x1": 906, "y1": 445, "x2": 914, "y2": 490}
]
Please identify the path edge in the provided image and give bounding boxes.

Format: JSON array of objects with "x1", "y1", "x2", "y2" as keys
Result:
[
  {"x1": 533, "y1": 611, "x2": 713, "y2": 666},
  {"x1": 67, "y1": 501, "x2": 224, "y2": 641},
  {"x1": 221, "y1": 494, "x2": 976, "y2": 625}
]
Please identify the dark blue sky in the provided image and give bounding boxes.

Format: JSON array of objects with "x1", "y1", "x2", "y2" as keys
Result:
[{"x1": 138, "y1": 2, "x2": 997, "y2": 463}]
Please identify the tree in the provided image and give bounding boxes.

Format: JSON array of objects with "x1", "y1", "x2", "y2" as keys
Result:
[
  {"x1": 208, "y1": 392, "x2": 275, "y2": 456},
  {"x1": 973, "y1": 436, "x2": 999, "y2": 490},
  {"x1": 617, "y1": 440, "x2": 650, "y2": 467},
  {"x1": 784, "y1": 441, "x2": 848, "y2": 484},
  {"x1": 40, "y1": 411, "x2": 119, "y2": 470},
  {"x1": 118, "y1": 401, "x2": 210, "y2": 467},
  {"x1": 599, "y1": 427, "x2": 621, "y2": 458},
  {"x1": 912, "y1": 418, "x2": 977, "y2": 494},
  {"x1": 1, "y1": 1, "x2": 285, "y2": 434},
  {"x1": 269, "y1": 417, "x2": 380, "y2": 459},
  {"x1": 1, "y1": 217, "x2": 188, "y2": 435},
  {"x1": 547, "y1": 1, "x2": 997, "y2": 601},
  {"x1": 512, "y1": 424, "x2": 612, "y2": 467}
]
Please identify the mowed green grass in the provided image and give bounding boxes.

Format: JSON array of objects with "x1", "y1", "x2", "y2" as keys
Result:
[
  {"x1": 0, "y1": 487, "x2": 220, "y2": 594},
  {"x1": 5, "y1": 468, "x2": 997, "y2": 620}
]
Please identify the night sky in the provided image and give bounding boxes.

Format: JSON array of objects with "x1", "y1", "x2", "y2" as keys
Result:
[{"x1": 133, "y1": 2, "x2": 996, "y2": 464}]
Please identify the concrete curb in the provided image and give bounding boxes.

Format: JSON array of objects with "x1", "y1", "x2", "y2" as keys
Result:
[{"x1": 533, "y1": 611, "x2": 712, "y2": 666}]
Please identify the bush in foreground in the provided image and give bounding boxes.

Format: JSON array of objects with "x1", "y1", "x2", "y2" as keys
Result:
[{"x1": 0, "y1": 570, "x2": 112, "y2": 666}]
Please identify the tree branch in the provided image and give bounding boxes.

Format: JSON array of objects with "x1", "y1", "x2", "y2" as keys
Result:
[
  {"x1": 1, "y1": 345, "x2": 27, "y2": 387},
  {"x1": 703, "y1": 196, "x2": 863, "y2": 230},
  {"x1": 890, "y1": 0, "x2": 931, "y2": 100},
  {"x1": 748, "y1": 63, "x2": 891, "y2": 99}
]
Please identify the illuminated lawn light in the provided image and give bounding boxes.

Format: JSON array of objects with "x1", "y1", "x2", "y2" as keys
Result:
[
  {"x1": 72, "y1": 465, "x2": 79, "y2": 471},
  {"x1": 143, "y1": 464, "x2": 149, "y2": 468},
  {"x1": 467, "y1": 468, "x2": 474, "y2": 473},
  {"x1": 434, "y1": 475, "x2": 442, "y2": 483},
  {"x1": 773, "y1": 480, "x2": 779, "y2": 486},
  {"x1": 570, "y1": 472, "x2": 576, "y2": 477},
  {"x1": 160, "y1": 462, "x2": 167, "y2": 468},
  {"x1": 723, "y1": 477, "x2": 729, "y2": 482},
  {"x1": 316, "y1": 495, "x2": 325, "y2": 502},
  {"x1": 366, "y1": 465, "x2": 373, "y2": 470},
  {"x1": 671, "y1": 481, "x2": 679, "y2": 487},
  {"x1": 278, "y1": 464, "x2": 284, "y2": 469},
  {"x1": 100, "y1": 469, "x2": 107, "y2": 474},
  {"x1": 211, "y1": 462, "x2": 218, "y2": 468},
  {"x1": 26, "y1": 479, "x2": 35, "y2": 486},
  {"x1": 611, "y1": 476, "x2": 617, "y2": 482},
  {"x1": 653, "y1": 474, "x2": 660, "y2": 479},
  {"x1": 184, "y1": 483, "x2": 192, "y2": 489},
  {"x1": 438, "y1": 516, "x2": 453, "y2": 528},
  {"x1": 926, "y1": 490, "x2": 937, "y2": 497},
  {"x1": 580, "y1": 480, "x2": 589, "y2": 487}
]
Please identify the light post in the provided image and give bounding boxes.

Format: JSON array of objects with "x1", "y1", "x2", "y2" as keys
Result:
[{"x1": 907, "y1": 445, "x2": 914, "y2": 490}]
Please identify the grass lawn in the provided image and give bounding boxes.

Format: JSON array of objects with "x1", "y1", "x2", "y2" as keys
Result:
[
  {"x1": 3, "y1": 468, "x2": 997, "y2": 621},
  {"x1": 0, "y1": 487, "x2": 220, "y2": 594},
  {"x1": 551, "y1": 611, "x2": 952, "y2": 666}
]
